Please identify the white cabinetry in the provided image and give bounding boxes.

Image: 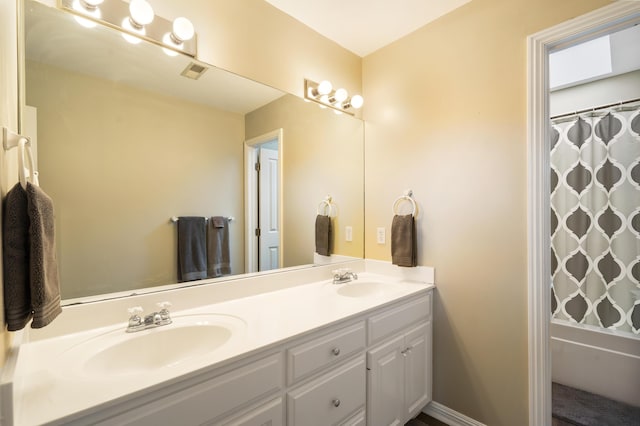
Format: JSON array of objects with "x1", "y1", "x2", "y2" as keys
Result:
[
  {"x1": 366, "y1": 295, "x2": 432, "y2": 426},
  {"x1": 57, "y1": 291, "x2": 431, "y2": 426}
]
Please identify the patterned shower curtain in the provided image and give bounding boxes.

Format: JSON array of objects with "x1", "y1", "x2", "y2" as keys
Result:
[{"x1": 550, "y1": 106, "x2": 640, "y2": 335}]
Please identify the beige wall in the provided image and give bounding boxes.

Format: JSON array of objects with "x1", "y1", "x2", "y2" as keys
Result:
[
  {"x1": 246, "y1": 95, "x2": 364, "y2": 266},
  {"x1": 27, "y1": 62, "x2": 245, "y2": 299},
  {"x1": 362, "y1": 0, "x2": 610, "y2": 424}
]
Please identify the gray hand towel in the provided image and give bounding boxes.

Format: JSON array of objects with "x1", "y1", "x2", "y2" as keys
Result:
[
  {"x1": 3, "y1": 184, "x2": 32, "y2": 331},
  {"x1": 207, "y1": 216, "x2": 231, "y2": 278},
  {"x1": 391, "y1": 214, "x2": 417, "y2": 267},
  {"x1": 177, "y1": 216, "x2": 207, "y2": 282},
  {"x1": 315, "y1": 214, "x2": 332, "y2": 256},
  {"x1": 26, "y1": 182, "x2": 62, "y2": 328}
]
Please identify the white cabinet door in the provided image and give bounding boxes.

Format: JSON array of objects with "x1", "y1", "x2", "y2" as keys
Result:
[
  {"x1": 366, "y1": 335, "x2": 405, "y2": 426},
  {"x1": 403, "y1": 322, "x2": 432, "y2": 420}
]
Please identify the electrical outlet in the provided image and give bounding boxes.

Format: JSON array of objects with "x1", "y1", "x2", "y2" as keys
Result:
[
  {"x1": 345, "y1": 226, "x2": 353, "y2": 242},
  {"x1": 376, "y1": 227, "x2": 386, "y2": 244}
]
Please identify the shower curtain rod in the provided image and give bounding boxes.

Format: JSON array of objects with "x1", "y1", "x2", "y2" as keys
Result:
[{"x1": 550, "y1": 97, "x2": 640, "y2": 120}]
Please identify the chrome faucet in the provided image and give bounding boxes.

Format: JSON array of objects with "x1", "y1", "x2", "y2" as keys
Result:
[
  {"x1": 332, "y1": 268, "x2": 358, "y2": 284},
  {"x1": 126, "y1": 302, "x2": 172, "y2": 333}
]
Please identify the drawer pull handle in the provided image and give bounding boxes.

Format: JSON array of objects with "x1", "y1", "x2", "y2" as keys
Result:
[
  {"x1": 332, "y1": 398, "x2": 341, "y2": 407},
  {"x1": 331, "y1": 347, "x2": 341, "y2": 356}
]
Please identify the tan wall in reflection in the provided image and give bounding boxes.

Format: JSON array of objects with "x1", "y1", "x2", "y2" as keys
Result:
[
  {"x1": 150, "y1": 0, "x2": 362, "y2": 103},
  {"x1": 27, "y1": 61, "x2": 245, "y2": 299},
  {"x1": 246, "y1": 95, "x2": 364, "y2": 267}
]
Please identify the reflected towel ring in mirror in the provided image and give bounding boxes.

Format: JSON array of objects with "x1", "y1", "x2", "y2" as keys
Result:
[
  {"x1": 392, "y1": 190, "x2": 417, "y2": 217},
  {"x1": 317, "y1": 196, "x2": 336, "y2": 217}
]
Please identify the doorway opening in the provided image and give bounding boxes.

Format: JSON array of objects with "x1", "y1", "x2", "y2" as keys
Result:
[
  {"x1": 527, "y1": 3, "x2": 640, "y2": 425},
  {"x1": 244, "y1": 129, "x2": 283, "y2": 273}
]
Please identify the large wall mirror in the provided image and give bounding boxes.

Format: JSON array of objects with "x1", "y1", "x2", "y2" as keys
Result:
[{"x1": 21, "y1": 0, "x2": 364, "y2": 301}]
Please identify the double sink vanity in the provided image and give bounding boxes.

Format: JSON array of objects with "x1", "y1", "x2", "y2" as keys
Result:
[{"x1": 2, "y1": 260, "x2": 434, "y2": 425}]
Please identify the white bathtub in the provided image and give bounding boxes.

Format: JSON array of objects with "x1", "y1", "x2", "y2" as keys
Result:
[{"x1": 551, "y1": 320, "x2": 640, "y2": 407}]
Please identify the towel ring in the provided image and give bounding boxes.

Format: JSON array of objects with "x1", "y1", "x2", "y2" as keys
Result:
[
  {"x1": 317, "y1": 196, "x2": 335, "y2": 217},
  {"x1": 18, "y1": 139, "x2": 39, "y2": 189},
  {"x1": 392, "y1": 190, "x2": 417, "y2": 217}
]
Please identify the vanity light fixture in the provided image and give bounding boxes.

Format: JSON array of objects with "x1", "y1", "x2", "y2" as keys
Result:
[
  {"x1": 61, "y1": 0, "x2": 197, "y2": 57},
  {"x1": 304, "y1": 79, "x2": 364, "y2": 115}
]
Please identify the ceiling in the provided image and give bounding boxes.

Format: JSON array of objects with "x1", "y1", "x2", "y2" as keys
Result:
[{"x1": 264, "y1": 0, "x2": 472, "y2": 57}]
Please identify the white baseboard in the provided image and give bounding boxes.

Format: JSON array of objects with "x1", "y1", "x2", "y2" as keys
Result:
[{"x1": 423, "y1": 401, "x2": 486, "y2": 426}]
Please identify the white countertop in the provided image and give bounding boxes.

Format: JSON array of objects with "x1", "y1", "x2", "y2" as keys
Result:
[{"x1": 9, "y1": 260, "x2": 434, "y2": 425}]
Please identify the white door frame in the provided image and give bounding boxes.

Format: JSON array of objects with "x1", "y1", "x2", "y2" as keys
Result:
[
  {"x1": 526, "y1": 3, "x2": 640, "y2": 425},
  {"x1": 244, "y1": 128, "x2": 284, "y2": 273}
]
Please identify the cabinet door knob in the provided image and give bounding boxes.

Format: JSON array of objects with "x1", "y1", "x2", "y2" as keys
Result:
[
  {"x1": 331, "y1": 347, "x2": 341, "y2": 356},
  {"x1": 332, "y1": 398, "x2": 341, "y2": 407}
]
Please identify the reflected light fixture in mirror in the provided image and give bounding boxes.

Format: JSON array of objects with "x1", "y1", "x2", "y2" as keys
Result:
[
  {"x1": 304, "y1": 79, "x2": 363, "y2": 115},
  {"x1": 121, "y1": 0, "x2": 154, "y2": 44},
  {"x1": 162, "y1": 17, "x2": 195, "y2": 57},
  {"x1": 61, "y1": 0, "x2": 197, "y2": 57},
  {"x1": 71, "y1": 0, "x2": 103, "y2": 28}
]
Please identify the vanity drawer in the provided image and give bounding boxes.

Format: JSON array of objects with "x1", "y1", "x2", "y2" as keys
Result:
[
  {"x1": 216, "y1": 397, "x2": 284, "y2": 426},
  {"x1": 287, "y1": 322, "x2": 365, "y2": 384},
  {"x1": 287, "y1": 356, "x2": 365, "y2": 426},
  {"x1": 367, "y1": 293, "x2": 431, "y2": 345},
  {"x1": 96, "y1": 353, "x2": 283, "y2": 426}
]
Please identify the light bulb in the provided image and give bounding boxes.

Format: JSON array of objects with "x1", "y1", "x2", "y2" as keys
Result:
[
  {"x1": 72, "y1": 0, "x2": 101, "y2": 28},
  {"x1": 162, "y1": 32, "x2": 181, "y2": 56},
  {"x1": 129, "y1": 0, "x2": 154, "y2": 27},
  {"x1": 121, "y1": 17, "x2": 145, "y2": 44},
  {"x1": 320, "y1": 95, "x2": 330, "y2": 105},
  {"x1": 82, "y1": 0, "x2": 104, "y2": 6},
  {"x1": 172, "y1": 17, "x2": 195, "y2": 42},
  {"x1": 350, "y1": 94, "x2": 364, "y2": 109},
  {"x1": 317, "y1": 80, "x2": 332, "y2": 96},
  {"x1": 334, "y1": 88, "x2": 348, "y2": 103}
]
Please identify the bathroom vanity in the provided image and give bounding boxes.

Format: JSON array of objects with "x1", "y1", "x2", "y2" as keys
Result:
[{"x1": 3, "y1": 260, "x2": 434, "y2": 425}]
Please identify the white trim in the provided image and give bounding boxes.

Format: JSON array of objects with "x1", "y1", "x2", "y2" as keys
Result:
[
  {"x1": 526, "y1": 3, "x2": 640, "y2": 425},
  {"x1": 243, "y1": 129, "x2": 284, "y2": 273},
  {"x1": 423, "y1": 401, "x2": 486, "y2": 426}
]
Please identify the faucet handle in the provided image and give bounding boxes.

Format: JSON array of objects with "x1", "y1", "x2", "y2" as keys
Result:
[
  {"x1": 156, "y1": 301, "x2": 172, "y2": 310},
  {"x1": 156, "y1": 301, "x2": 172, "y2": 324},
  {"x1": 127, "y1": 306, "x2": 143, "y2": 316}
]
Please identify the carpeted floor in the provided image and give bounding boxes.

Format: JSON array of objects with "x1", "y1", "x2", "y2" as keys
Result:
[{"x1": 552, "y1": 382, "x2": 640, "y2": 426}]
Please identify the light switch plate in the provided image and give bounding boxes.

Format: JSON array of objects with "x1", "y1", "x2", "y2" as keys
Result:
[
  {"x1": 376, "y1": 227, "x2": 385, "y2": 244},
  {"x1": 345, "y1": 226, "x2": 353, "y2": 242}
]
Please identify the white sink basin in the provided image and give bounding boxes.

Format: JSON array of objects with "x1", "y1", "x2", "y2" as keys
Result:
[
  {"x1": 334, "y1": 281, "x2": 403, "y2": 298},
  {"x1": 62, "y1": 314, "x2": 246, "y2": 377}
]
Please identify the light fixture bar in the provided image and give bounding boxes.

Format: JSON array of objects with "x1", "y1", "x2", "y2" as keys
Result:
[
  {"x1": 60, "y1": 0, "x2": 197, "y2": 57},
  {"x1": 304, "y1": 79, "x2": 362, "y2": 116}
]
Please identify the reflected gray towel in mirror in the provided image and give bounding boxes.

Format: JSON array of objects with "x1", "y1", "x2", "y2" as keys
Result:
[
  {"x1": 177, "y1": 216, "x2": 207, "y2": 282},
  {"x1": 26, "y1": 182, "x2": 62, "y2": 328},
  {"x1": 207, "y1": 216, "x2": 231, "y2": 278},
  {"x1": 315, "y1": 214, "x2": 332, "y2": 256},
  {"x1": 3, "y1": 184, "x2": 32, "y2": 331},
  {"x1": 391, "y1": 214, "x2": 417, "y2": 267},
  {"x1": 2, "y1": 182, "x2": 62, "y2": 331}
]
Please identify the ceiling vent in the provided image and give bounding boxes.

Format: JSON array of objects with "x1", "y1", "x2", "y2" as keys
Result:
[{"x1": 180, "y1": 62, "x2": 209, "y2": 80}]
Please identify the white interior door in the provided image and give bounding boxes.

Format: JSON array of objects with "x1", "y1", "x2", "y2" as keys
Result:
[{"x1": 259, "y1": 147, "x2": 279, "y2": 271}]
